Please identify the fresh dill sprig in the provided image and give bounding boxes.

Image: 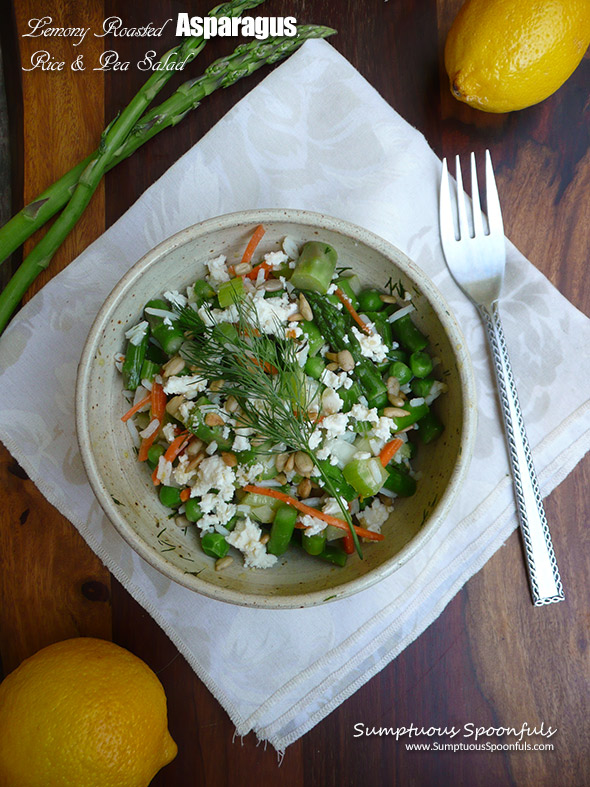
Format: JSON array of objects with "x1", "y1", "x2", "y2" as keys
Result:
[
  {"x1": 177, "y1": 298, "x2": 363, "y2": 557},
  {"x1": 385, "y1": 276, "x2": 406, "y2": 299}
]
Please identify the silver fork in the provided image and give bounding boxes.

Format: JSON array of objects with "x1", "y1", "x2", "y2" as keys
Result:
[{"x1": 439, "y1": 150, "x2": 564, "y2": 606}]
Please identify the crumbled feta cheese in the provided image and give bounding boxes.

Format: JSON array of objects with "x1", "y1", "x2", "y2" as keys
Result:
[
  {"x1": 251, "y1": 289, "x2": 299, "y2": 334},
  {"x1": 190, "y1": 455, "x2": 236, "y2": 500},
  {"x1": 196, "y1": 494, "x2": 237, "y2": 535},
  {"x1": 349, "y1": 403, "x2": 379, "y2": 424},
  {"x1": 321, "y1": 387, "x2": 343, "y2": 415},
  {"x1": 358, "y1": 498, "x2": 391, "y2": 533},
  {"x1": 235, "y1": 462, "x2": 265, "y2": 486},
  {"x1": 197, "y1": 303, "x2": 239, "y2": 327},
  {"x1": 295, "y1": 341, "x2": 309, "y2": 369},
  {"x1": 164, "y1": 290, "x2": 188, "y2": 309},
  {"x1": 264, "y1": 250, "x2": 288, "y2": 269},
  {"x1": 156, "y1": 456, "x2": 173, "y2": 486},
  {"x1": 322, "y1": 497, "x2": 342, "y2": 517},
  {"x1": 179, "y1": 400, "x2": 196, "y2": 422},
  {"x1": 232, "y1": 434, "x2": 251, "y2": 452},
  {"x1": 162, "y1": 422, "x2": 177, "y2": 443},
  {"x1": 354, "y1": 451, "x2": 372, "y2": 460},
  {"x1": 371, "y1": 416, "x2": 396, "y2": 441},
  {"x1": 301, "y1": 514, "x2": 327, "y2": 537},
  {"x1": 226, "y1": 517, "x2": 278, "y2": 569},
  {"x1": 163, "y1": 374, "x2": 207, "y2": 400},
  {"x1": 173, "y1": 454, "x2": 197, "y2": 486},
  {"x1": 308, "y1": 430, "x2": 323, "y2": 450},
  {"x1": 206, "y1": 255, "x2": 230, "y2": 289},
  {"x1": 125, "y1": 321, "x2": 148, "y2": 346},
  {"x1": 327, "y1": 283, "x2": 337, "y2": 295},
  {"x1": 235, "y1": 426, "x2": 255, "y2": 437},
  {"x1": 320, "y1": 412, "x2": 349, "y2": 440},
  {"x1": 351, "y1": 325, "x2": 388, "y2": 363},
  {"x1": 320, "y1": 368, "x2": 354, "y2": 391}
]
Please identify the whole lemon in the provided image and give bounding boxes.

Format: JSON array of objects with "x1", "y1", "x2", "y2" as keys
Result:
[
  {"x1": 445, "y1": 0, "x2": 590, "y2": 112},
  {"x1": 0, "y1": 638, "x2": 177, "y2": 787}
]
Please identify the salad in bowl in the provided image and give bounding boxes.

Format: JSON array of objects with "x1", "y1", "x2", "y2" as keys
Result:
[
  {"x1": 118, "y1": 227, "x2": 448, "y2": 573},
  {"x1": 77, "y1": 210, "x2": 475, "y2": 607}
]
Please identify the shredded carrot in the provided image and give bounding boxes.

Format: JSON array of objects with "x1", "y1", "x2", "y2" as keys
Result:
[
  {"x1": 248, "y1": 357, "x2": 278, "y2": 375},
  {"x1": 243, "y1": 485, "x2": 384, "y2": 541},
  {"x1": 138, "y1": 382, "x2": 167, "y2": 462},
  {"x1": 335, "y1": 287, "x2": 372, "y2": 335},
  {"x1": 150, "y1": 431, "x2": 191, "y2": 486},
  {"x1": 121, "y1": 392, "x2": 151, "y2": 423},
  {"x1": 241, "y1": 224, "x2": 266, "y2": 265},
  {"x1": 342, "y1": 532, "x2": 355, "y2": 554},
  {"x1": 164, "y1": 431, "x2": 190, "y2": 463},
  {"x1": 380, "y1": 438, "x2": 404, "y2": 467},
  {"x1": 180, "y1": 488, "x2": 191, "y2": 502},
  {"x1": 246, "y1": 260, "x2": 272, "y2": 281}
]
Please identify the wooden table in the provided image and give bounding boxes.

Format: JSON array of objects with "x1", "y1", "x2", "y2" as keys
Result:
[{"x1": 2, "y1": 1, "x2": 589, "y2": 784}]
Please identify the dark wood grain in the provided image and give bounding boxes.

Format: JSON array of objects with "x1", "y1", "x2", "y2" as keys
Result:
[{"x1": 1, "y1": 1, "x2": 590, "y2": 785}]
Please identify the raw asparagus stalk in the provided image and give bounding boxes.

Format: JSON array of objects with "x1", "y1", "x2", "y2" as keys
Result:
[
  {"x1": 0, "y1": 26, "x2": 336, "y2": 336},
  {"x1": 0, "y1": 23, "x2": 333, "y2": 269}
]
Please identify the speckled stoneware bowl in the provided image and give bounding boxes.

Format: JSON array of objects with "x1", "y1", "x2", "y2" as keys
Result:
[{"x1": 76, "y1": 209, "x2": 476, "y2": 609}]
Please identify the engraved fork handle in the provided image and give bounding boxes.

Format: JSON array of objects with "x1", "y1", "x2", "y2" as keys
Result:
[{"x1": 479, "y1": 301, "x2": 565, "y2": 606}]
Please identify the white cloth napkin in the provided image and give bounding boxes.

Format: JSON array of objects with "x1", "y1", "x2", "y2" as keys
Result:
[{"x1": 1, "y1": 40, "x2": 589, "y2": 752}]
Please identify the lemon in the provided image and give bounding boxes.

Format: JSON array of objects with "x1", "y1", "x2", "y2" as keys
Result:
[
  {"x1": 445, "y1": 0, "x2": 590, "y2": 112},
  {"x1": 0, "y1": 638, "x2": 177, "y2": 787}
]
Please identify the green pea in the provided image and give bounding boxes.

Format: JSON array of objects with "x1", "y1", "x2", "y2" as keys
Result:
[
  {"x1": 410, "y1": 377, "x2": 435, "y2": 397},
  {"x1": 410, "y1": 351, "x2": 433, "y2": 379},
  {"x1": 357, "y1": 289, "x2": 384, "y2": 312},
  {"x1": 184, "y1": 498, "x2": 202, "y2": 523},
  {"x1": 390, "y1": 361, "x2": 412, "y2": 385},
  {"x1": 159, "y1": 485, "x2": 182, "y2": 509},
  {"x1": 147, "y1": 443, "x2": 165, "y2": 470}
]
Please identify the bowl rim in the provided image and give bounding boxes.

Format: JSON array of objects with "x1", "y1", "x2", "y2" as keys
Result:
[{"x1": 76, "y1": 208, "x2": 477, "y2": 609}]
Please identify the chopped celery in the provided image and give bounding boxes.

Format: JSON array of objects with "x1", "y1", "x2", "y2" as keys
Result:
[
  {"x1": 217, "y1": 277, "x2": 245, "y2": 308},
  {"x1": 343, "y1": 456, "x2": 389, "y2": 497}
]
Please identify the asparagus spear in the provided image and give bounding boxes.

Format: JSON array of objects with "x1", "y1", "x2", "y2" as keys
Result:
[
  {"x1": 0, "y1": 23, "x2": 332, "y2": 268},
  {"x1": 0, "y1": 25, "x2": 335, "y2": 335}
]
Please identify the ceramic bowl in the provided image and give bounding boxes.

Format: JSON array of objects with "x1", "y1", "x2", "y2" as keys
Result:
[{"x1": 76, "y1": 209, "x2": 476, "y2": 608}]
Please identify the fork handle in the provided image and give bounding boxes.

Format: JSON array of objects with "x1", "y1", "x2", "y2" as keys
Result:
[{"x1": 479, "y1": 301, "x2": 565, "y2": 606}]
